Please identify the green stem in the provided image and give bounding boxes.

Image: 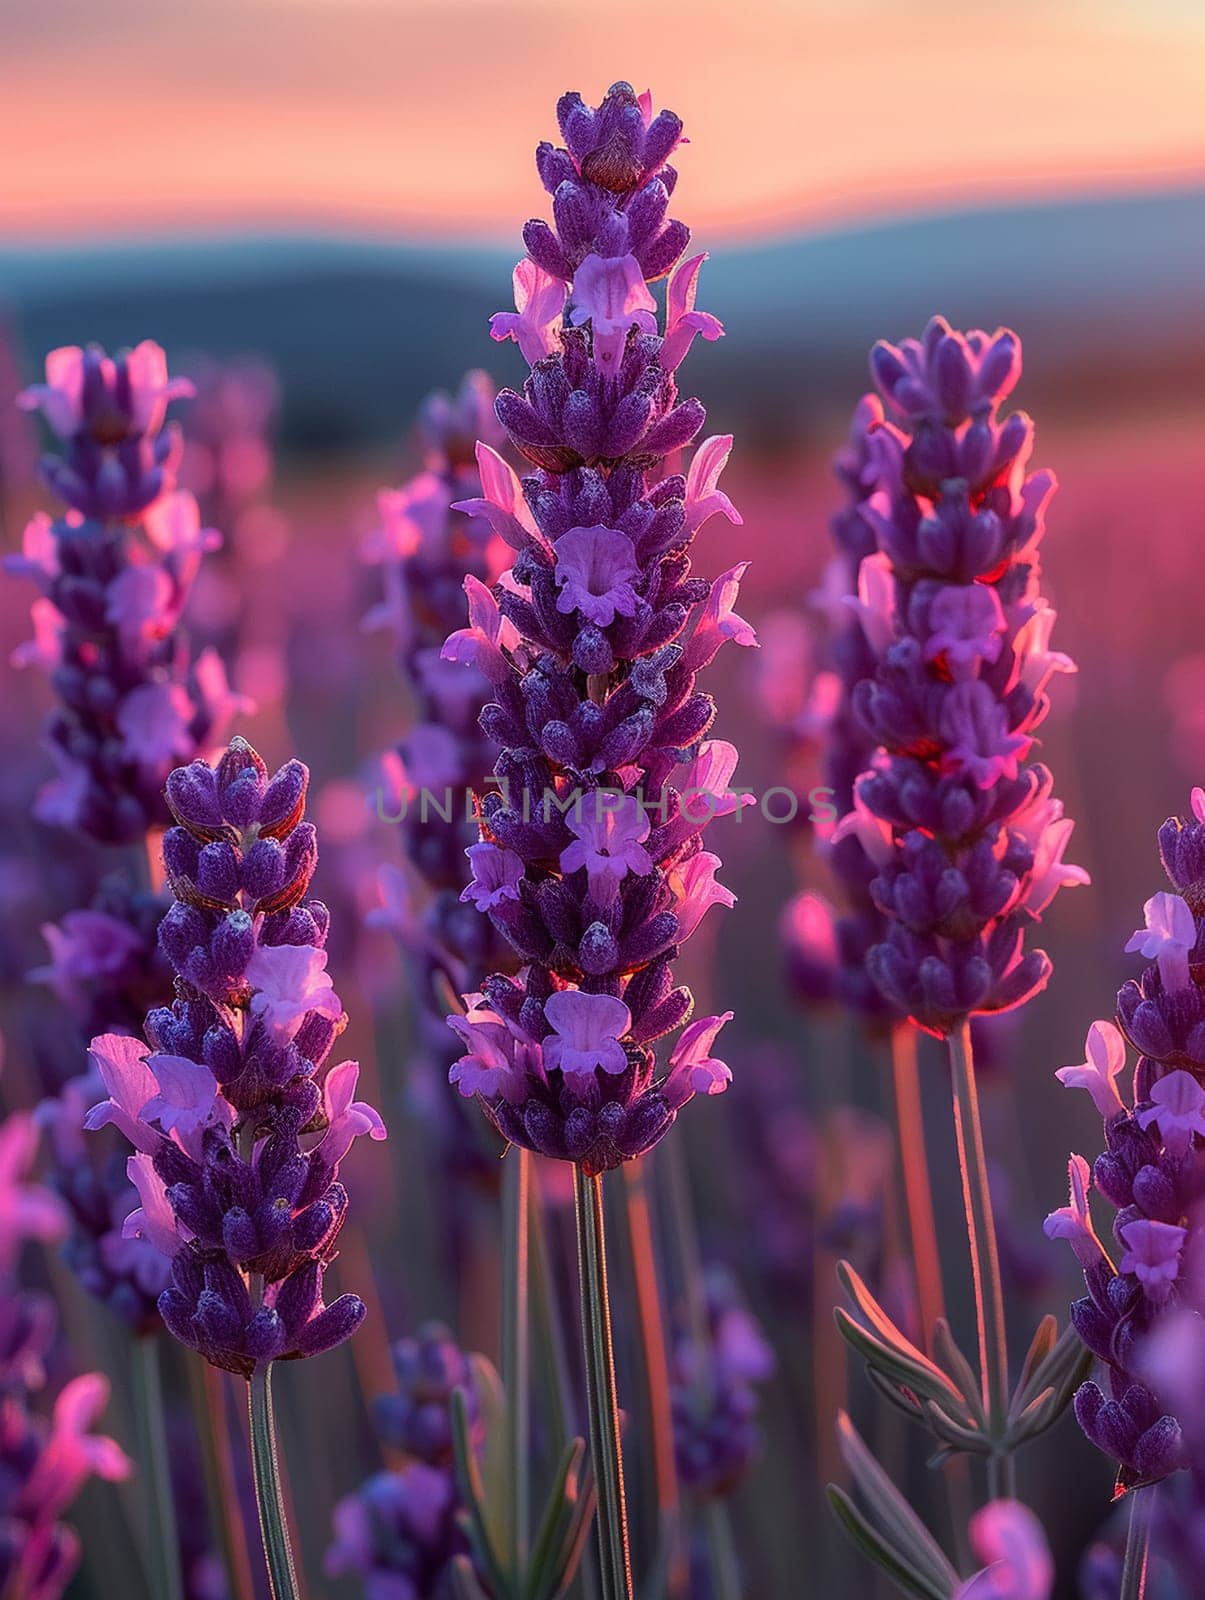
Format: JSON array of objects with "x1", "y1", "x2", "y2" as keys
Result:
[
  {"x1": 529, "y1": 1156, "x2": 574, "y2": 1451},
  {"x1": 249, "y1": 1361, "x2": 301, "y2": 1600},
  {"x1": 502, "y1": 1146, "x2": 532, "y2": 1572},
  {"x1": 890, "y1": 1022, "x2": 945, "y2": 1349},
  {"x1": 1120, "y1": 1486, "x2": 1153, "y2": 1600},
  {"x1": 130, "y1": 1336, "x2": 184, "y2": 1600},
  {"x1": 703, "y1": 1500, "x2": 742, "y2": 1600},
  {"x1": 574, "y1": 1167, "x2": 634, "y2": 1600},
  {"x1": 947, "y1": 1021, "x2": 1013, "y2": 1500}
]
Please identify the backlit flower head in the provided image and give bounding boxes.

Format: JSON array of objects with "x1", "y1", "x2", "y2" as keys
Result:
[
  {"x1": 85, "y1": 738, "x2": 382, "y2": 1376},
  {"x1": 824, "y1": 320, "x2": 1087, "y2": 1034},
  {"x1": 440, "y1": 85, "x2": 740, "y2": 1172}
]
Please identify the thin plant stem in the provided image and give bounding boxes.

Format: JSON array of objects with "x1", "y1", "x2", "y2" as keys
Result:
[
  {"x1": 703, "y1": 1499, "x2": 743, "y2": 1600},
  {"x1": 889, "y1": 1025, "x2": 973, "y2": 1561},
  {"x1": 502, "y1": 1146, "x2": 532, "y2": 1571},
  {"x1": 946, "y1": 1020, "x2": 1013, "y2": 1500},
  {"x1": 574, "y1": 1166, "x2": 634, "y2": 1600},
  {"x1": 249, "y1": 1361, "x2": 301, "y2": 1600},
  {"x1": 529, "y1": 1157, "x2": 574, "y2": 1451},
  {"x1": 130, "y1": 1335, "x2": 184, "y2": 1600},
  {"x1": 889, "y1": 1022, "x2": 945, "y2": 1349},
  {"x1": 622, "y1": 1159, "x2": 685, "y2": 1598},
  {"x1": 1120, "y1": 1485, "x2": 1154, "y2": 1600}
]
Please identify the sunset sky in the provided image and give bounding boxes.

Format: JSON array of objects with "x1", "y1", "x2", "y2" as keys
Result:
[{"x1": 5, "y1": 0, "x2": 1204, "y2": 245}]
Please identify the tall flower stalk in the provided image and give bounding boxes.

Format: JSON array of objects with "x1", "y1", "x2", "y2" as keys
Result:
[
  {"x1": 10, "y1": 342, "x2": 240, "y2": 843},
  {"x1": 0, "y1": 1101, "x2": 132, "y2": 1600},
  {"x1": 363, "y1": 372, "x2": 514, "y2": 1252},
  {"x1": 828, "y1": 322, "x2": 1090, "y2": 1582},
  {"x1": 10, "y1": 340, "x2": 243, "y2": 1600},
  {"x1": 439, "y1": 82, "x2": 748, "y2": 1599},
  {"x1": 781, "y1": 389, "x2": 949, "y2": 1349},
  {"x1": 1043, "y1": 789, "x2": 1205, "y2": 1589},
  {"x1": 83, "y1": 736, "x2": 387, "y2": 1598}
]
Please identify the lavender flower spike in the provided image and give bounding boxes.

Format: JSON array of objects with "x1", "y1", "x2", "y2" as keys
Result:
[
  {"x1": 829, "y1": 325, "x2": 1088, "y2": 1551},
  {"x1": 443, "y1": 82, "x2": 747, "y2": 1600},
  {"x1": 849, "y1": 319, "x2": 1086, "y2": 1035},
  {"x1": 85, "y1": 736, "x2": 385, "y2": 1378},
  {"x1": 443, "y1": 80, "x2": 750, "y2": 1178},
  {"x1": 363, "y1": 371, "x2": 513, "y2": 1209},
  {"x1": 1046, "y1": 788, "x2": 1205, "y2": 1494},
  {"x1": 0, "y1": 1095, "x2": 131, "y2": 1600},
  {"x1": 84, "y1": 736, "x2": 385, "y2": 1597},
  {"x1": 8, "y1": 341, "x2": 243, "y2": 842}
]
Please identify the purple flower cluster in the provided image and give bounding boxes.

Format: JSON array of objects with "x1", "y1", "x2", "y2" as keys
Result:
[
  {"x1": 0, "y1": 1106, "x2": 131, "y2": 1600},
  {"x1": 31, "y1": 877, "x2": 170, "y2": 1039},
  {"x1": 328, "y1": 1323, "x2": 481, "y2": 1597},
  {"x1": 38, "y1": 1064, "x2": 170, "y2": 1333},
  {"x1": 83, "y1": 737, "x2": 385, "y2": 1376},
  {"x1": 365, "y1": 373, "x2": 514, "y2": 1191},
  {"x1": 373, "y1": 1321, "x2": 481, "y2": 1465},
  {"x1": 326, "y1": 1464, "x2": 462, "y2": 1600},
  {"x1": 670, "y1": 1268, "x2": 774, "y2": 1499},
  {"x1": 1045, "y1": 790, "x2": 1205, "y2": 1489},
  {"x1": 834, "y1": 319, "x2": 1086, "y2": 1035},
  {"x1": 28, "y1": 817, "x2": 177, "y2": 1338},
  {"x1": 442, "y1": 83, "x2": 749, "y2": 1174},
  {"x1": 787, "y1": 396, "x2": 900, "y2": 1023},
  {"x1": 1140, "y1": 1306, "x2": 1205, "y2": 1586},
  {"x1": 8, "y1": 342, "x2": 242, "y2": 842}
]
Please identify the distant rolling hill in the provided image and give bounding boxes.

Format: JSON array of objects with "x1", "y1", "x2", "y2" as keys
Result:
[{"x1": 1, "y1": 185, "x2": 1202, "y2": 454}]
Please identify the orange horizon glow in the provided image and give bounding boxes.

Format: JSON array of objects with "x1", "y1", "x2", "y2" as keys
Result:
[{"x1": 4, "y1": 0, "x2": 1204, "y2": 244}]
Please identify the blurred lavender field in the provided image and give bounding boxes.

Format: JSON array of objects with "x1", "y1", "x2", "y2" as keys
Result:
[{"x1": 1, "y1": 168, "x2": 1203, "y2": 1596}]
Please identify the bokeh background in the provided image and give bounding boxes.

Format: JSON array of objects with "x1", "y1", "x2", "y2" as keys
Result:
[{"x1": 2, "y1": 1, "x2": 1204, "y2": 1594}]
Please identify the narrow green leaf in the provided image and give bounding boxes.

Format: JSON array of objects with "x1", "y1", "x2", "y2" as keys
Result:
[
  {"x1": 450, "y1": 1555, "x2": 495, "y2": 1600},
  {"x1": 550, "y1": 1469, "x2": 597, "y2": 1600},
  {"x1": 827, "y1": 1487, "x2": 952, "y2": 1600},
  {"x1": 919, "y1": 1400, "x2": 992, "y2": 1455},
  {"x1": 866, "y1": 1365, "x2": 925, "y2": 1419},
  {"x1": 836, "y1": 1413, "x2": 962, "y2": 1590},
  {"x1": 1009, "y1": 1320, "x2": 1092, "y2": 1433},
  {"x1": 931, "y1": 1319, "x2": 988, "y2": 1428},
  {"x1": 526, "y1": 1438, "x2": 586, "y2": 1600},
  {"x1": 837, "y1": 1263, "x2": 963, "y2": 1406},
  {"x1": 834, "y1": 1308, "x2": 962, "y2": 1408},
  {"x1": 1015, "y1": 1314, "x2": 1058, "y2": 1398},
  {"x1": 451, "y1": 1388, "x2": 513, "y2": 1600},
  {"x1": 1006, "y1": 1387, "x2": 1055, "y2": 1445}
]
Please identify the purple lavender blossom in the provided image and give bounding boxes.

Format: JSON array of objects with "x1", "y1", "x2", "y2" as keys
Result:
[
  {"x1": 37, "y1": 1066, "x2": 169, "y2": 1333},
  {"x1": 1045, "y1": 792, "x2": 1205, "y2": 1493},
  {"x1": 178, "y1": 354, "x2": 278, "y2": 518},
  {"x1": 373, "y1": 1322, "x2": 482, "y2": 1468},
  {"x1": 0, "y1": 1100, "x2": 131, "y2": 1600},
  {"x1": 325, "y1": 1463, "x2": 464, "y2": 1599},
  {"x1": 84, "y1": 737, "x2": 385, "y2": 1376},
  {"x1": 440, "y1": 83, "x2": 751, "y2": 1174},
  {"x1": 31, "y1": 876, "x2": 171, "y2": 1040},
  {"x1": 1139, "y1": 1306, "x2": 1205, "y2": 1587},
  {"x1": 953, "y1": 1501, "x2": 1053, "y2": 1599},
  {"x1": 812, "y1": 398, "x2": 903, "y2": 1022},
  {"x1": 364, "y1": 373, "x2": 517, "y2": 1202},
  {"x1": 832, "y1": 318, "x2": 1087, "y2": 1035},
  {"x1": 8, "y1": 342, "x2": 243, "y2": 842},
  {"x1": 670, "y1": 1268, "x2": 774, "y2": 1499}
]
